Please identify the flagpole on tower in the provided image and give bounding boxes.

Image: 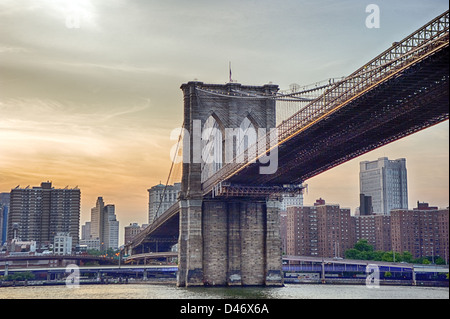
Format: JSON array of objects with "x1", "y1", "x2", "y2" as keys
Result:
[{"x1": 229, "y1": 61, "x2": 232, "y2": 83}]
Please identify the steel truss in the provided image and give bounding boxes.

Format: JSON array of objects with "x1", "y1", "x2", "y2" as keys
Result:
[{"x1": 202, "y1": 10, "x2": 449, "y2": 196}]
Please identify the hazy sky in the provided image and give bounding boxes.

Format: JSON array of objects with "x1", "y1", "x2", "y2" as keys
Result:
[{"x1": 0, "y1": 0, "x2": 448, "y2": 245}]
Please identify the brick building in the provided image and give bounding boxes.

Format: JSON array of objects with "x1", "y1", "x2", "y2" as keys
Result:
[
  {"x1": 284, "y1": 198, "x2": 448, "y2": 262},
  {"x1": 7, "y1": 182, "x2": 80, "y2": 250},
  {"x1": 391, "y1": 203, "x2": 449, "y2": 260},
  {"x1": 353, "y1": 215, "x2": 391, "y2": 252},
  {"x1": 286, "y1": 199, "x2": 354, "y2": 258}
]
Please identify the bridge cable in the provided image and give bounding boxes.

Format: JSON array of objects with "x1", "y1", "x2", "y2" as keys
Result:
[{"x1": 153, "y1": 120, "x2": 185, "y2": 222}]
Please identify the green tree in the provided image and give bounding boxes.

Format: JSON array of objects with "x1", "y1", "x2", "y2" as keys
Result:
[
  {"x1": 382, "y1": 251, "x2": 395, "y2": 262},
  {"x1": 345, "y1": 248, "x2": 361, "y2": 260},
  {"x1": 373, "y1": 250, "x2": 385, "y2": 261},
  {"x1": 354, "y1": 239, "x2": 374, "y2": 252},
  {"x1": 400, "y1": 251, "x2": 413, "y2": 263}
]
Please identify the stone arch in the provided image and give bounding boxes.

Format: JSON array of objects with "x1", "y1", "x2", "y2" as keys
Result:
[{"x1": 201, "y1": 114, "x2": 224, "y2": 182}]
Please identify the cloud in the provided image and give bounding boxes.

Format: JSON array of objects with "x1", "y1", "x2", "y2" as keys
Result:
[{"x1": 1, "y1": 0, "x2": 448, "y2": 241}]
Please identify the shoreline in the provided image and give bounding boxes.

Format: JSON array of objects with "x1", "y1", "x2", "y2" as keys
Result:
[{"x1": 1, "y1": 279, "x2": 447, "y2": 289}]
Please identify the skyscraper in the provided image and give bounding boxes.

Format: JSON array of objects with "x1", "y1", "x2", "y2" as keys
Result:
[
  {"x1": 148, "y1": 183, "x2": 181, "y2": 224},
  {"x1": 0, "y1": 192, "x2": 10, "y2": 245},
  {"x1": 7, "y1": 182, "x2": 80, "y2": 250},
  {"x1": 88, "y1": 197, "x2": 119, "y2": 251},
  {"x1": 360, "y1": 157, "x2": 408, "y2": 215},
  {"x1": 103, "y1": 204, "x2": 119, "y2": 250},
  {"x1": 90, "y1": 197, "x2": 104, "y2": 240}
]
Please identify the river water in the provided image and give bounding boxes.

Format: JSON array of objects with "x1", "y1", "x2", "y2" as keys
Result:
[{"x1": 0, "y1": 283, "x2": 448, "y2": 299}]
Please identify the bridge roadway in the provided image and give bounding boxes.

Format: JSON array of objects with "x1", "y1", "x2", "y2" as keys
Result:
[
  {"x1": 0, "y1": 264, "x2": 178, "y2": 283},
  {"x1": 0, "y1": 254, "x2": 118, "y2": 265},
  {"x1": 126, "y1": 11, "x2": 449, "y2": 260},
  {"x1": 283, "y1": 255, "x2": 449, "y2": 274},
  {"x1": 2, "y1": 257, "x2": 446, "y2": 279}
]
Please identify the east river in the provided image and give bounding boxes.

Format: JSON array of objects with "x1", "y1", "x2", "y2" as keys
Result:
[{"x1": 0, "y1": 283, "x2": 448, "y2": 299}]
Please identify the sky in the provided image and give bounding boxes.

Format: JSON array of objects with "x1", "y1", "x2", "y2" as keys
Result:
[{"x1": 0, "y1": 0, "x2": 448, "y2": 246}]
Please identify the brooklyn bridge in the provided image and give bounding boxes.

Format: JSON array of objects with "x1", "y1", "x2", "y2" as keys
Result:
[{"x1": 124, "y1": 10, "x2": 449, "y2": 287}]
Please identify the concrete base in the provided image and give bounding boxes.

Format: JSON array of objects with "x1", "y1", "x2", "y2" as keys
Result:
[{"x1": 177, "y1": 198, "x2": 284, "y2": 287}]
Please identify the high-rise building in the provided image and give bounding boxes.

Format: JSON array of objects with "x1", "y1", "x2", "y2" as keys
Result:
[
  {"x1": 359, "y1": 194, "x2": 373, "y2": 216},
  {"x1": 391, "y1": 203, "x2": 449, "y2": 261},
  {"x1": 0, "y1": 193, "x2": 10, "y2": 246},
  {"x1": 88, "y1": 197, "x2": 119, "y2": 251},
  {"x1": 7, "y1": 182, "x2": 80, "y2": 250},
  {"x1": 81, "y1": 222, "x2": 91, "y2": 240},
  {"x1": 104, "y1": 204, "x2": 119, "y2": 250},
  {"x1": 286, "y1": 198, "x2": 355, "y2": 258},
  {"x1": 148, "y1": 183, "x2": 181, "y2": 224},
  {"x1": 90, "y1": 197, "x2": 105, "y2": 240},
  {"x1": 360, "y1": 157, "x2": 408, "y2": 215},
  {"x1": 286, "y1": 205, "x2": 319, "y2": 257},
  {"x1": 353, "y1": 215, "x2": 391, "y2": 251}
]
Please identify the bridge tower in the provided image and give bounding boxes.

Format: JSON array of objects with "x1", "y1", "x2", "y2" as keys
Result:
[{"x1": 178, "y1": 81, "x2": 283, "y2": 287}]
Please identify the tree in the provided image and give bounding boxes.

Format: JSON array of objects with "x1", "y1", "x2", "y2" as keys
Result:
[
  {"x1": 373, "y1": 251, "x2": 385, "y2": 261},
  {"x1": 401, "y1": 251, "x2": 413, "y2": 263},
  {"x1": 354, "y1": 239, "x2": 374, "y2": 252},
  {"x1": 344, "y1": 240, "x2": 375, "y2": 260},
  {"x1": 382, "y1": 251, "x2": 395, "y2": 262},
  {"x1": 345, "y1": 248, "x2": 361, "y2": 260},
  {"x1": 435, "y1": 257, "x2": 446, "y2": 265}
]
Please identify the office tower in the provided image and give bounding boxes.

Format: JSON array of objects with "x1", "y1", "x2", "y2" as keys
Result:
[
  {"x1": 148, "y1": 182, "x2": 181, "y2": 224},
  {"x1": 89, "y1": 197, "x2": 119, "y2": 251},
  {"x1": 359, "y1": 194, "x2": 373, "y2": 216},
  {"x1": 360, "y1": 157, "x2": 408, "y2": 215},
  {"x1": 0, "y1": 193, "x2": 10, "y2": 245},
  {"x1": 81, "y1": 222, "x2": 91, "y2": 240},
  {"x1": 7, "y1": 182, "x2": 80, "y2": 250},
  {"x1": 90, "y1": 197, "x2": 105, "y2": 240},
  {"x1": 104, "y1": 204, "x2": 119, "y2": 250},
  {"x1": 391, "y1": 203, "x2": 449, "y2": 261}
]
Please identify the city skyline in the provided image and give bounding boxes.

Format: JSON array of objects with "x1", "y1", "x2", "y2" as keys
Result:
[{"x1": 0, "y1": 0, "x2": 448, "y2": 245}]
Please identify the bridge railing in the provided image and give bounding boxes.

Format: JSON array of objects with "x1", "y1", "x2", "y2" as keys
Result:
[{"x1": 202, "y1": 10, "x2": 449, "y2": 195}]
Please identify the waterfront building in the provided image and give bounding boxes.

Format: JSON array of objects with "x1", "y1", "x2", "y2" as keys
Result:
[
  {"x1": 391, "y1": 202, "x2": 449, "y2": 261},
  {"x1": 286, "y1": 198, "x2": 355, "y2": 258},
  {"x1": 353, "y1": 214, "x2": 391, "y2": 251},
  {"x1": 360, "y1": 157, "x2": 408, "y2": 215},
  {"x1": 53, "y1": 232, "x2": 73, "y2": 255}
]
